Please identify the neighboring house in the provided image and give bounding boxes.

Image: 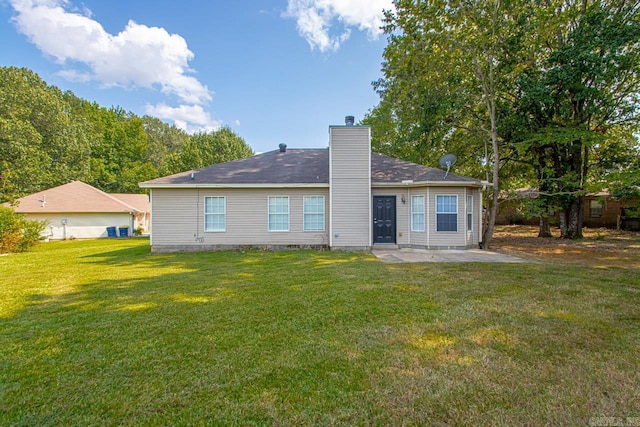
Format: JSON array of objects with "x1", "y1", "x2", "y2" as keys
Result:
[
  {"x1": 9, "y1": 181, "x2": 150, "y2": 240},
  {"x1": 140, "y1": 117, "x2": 485, "y2": 253},
  {"x1": 584, "y1": 191, "x2": 639, "y2": 230},
  {"x1": 496, "y1": 188, "x2": 540, "y2": 226},
  {"x1": 497, "y1": 188, "x2": 639, "y2": 229}
]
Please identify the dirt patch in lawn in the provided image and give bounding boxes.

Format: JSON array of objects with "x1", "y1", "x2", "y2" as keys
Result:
[{"x1": 491, "y1": 225, "x2": 640, "y2": 269}]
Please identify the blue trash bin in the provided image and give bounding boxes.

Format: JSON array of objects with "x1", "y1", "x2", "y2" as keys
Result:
[
  {"x1": 119, "y1": 227, "x2": 129, "y2": 237},
  {"x1": 106, "y1": 226, "x2": 117, "y2": 238}
]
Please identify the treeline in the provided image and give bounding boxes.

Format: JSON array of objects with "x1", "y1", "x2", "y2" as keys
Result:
[
  {"x1": 0, "y1": 66, "x2": 253, "y2": 202},
  {"x1": 366, "y1": 0, "x2": 640, "y2": 241}
]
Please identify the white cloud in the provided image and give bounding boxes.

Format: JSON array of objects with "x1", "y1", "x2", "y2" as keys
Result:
[
  {"x1": 145, "y1": 103, "x2": 221, "y2": 134},
  {"x1": 284, "y1": 0, "x2": 393, "y2": 52},
  {"x1": 9, "y1": 0, "x2": 211, "y2": 105}
]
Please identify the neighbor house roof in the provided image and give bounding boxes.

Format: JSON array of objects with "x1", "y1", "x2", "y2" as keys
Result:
[
  {"x1": 499, "y1": 187, "x2": 624, "y2": 201},
  {"x1": 110, "y1": 194, "x2": 151, "y2": 212},
  {"x1": 11, "y1": 181, "x2": 149, "y2": 213},
  {"x1": 140, "y1": 149, "x2": 482, "y2": 188}
]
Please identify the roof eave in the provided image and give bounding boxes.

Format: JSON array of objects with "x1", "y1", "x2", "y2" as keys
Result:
[
  {"x1": 139, "y1": 183, "x2": 330, "y2": 189},
  {"x1": 372, "y1": 180, "x2": 484, "y2": 188},
  {"x1": 14, "y1": 209, "x2": 141, "y2": 213}
]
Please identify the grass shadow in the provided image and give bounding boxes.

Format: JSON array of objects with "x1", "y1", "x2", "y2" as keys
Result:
[{"x1": 1, "y1": 237, "x2": 639, "y2": 425}]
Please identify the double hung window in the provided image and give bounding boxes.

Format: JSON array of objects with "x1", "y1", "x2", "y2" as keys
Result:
[
  {"x1": 268, "y1": 196, "x2": 289, "y2": 231},
  {"x1": 411, "y1": 195, "x2": 425, "y2": 232},
  {"x1": 303, "y1": 196, "x2": 325, "y2": 231},
  {"x1": 436, "y1": 195, "x2": 458, "y2": 232},
  {"x1": 204, "y1": 197, "x2": 226, "y2": 232}
]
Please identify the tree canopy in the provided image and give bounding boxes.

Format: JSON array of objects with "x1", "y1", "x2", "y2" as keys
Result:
[
  {"x1": 1, "y1": 67, "x2": 91, "y2": 199},
  {"x1": 0, "y1": 66, "x2": 253, "y2": 202},
  {"x1": 367, "y1": 0, "x2": 640, "y2": 242}
]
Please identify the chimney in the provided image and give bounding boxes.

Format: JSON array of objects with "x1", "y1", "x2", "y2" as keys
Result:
[
  {"x1": 329, "y1": 116, "x2": 371, "y2": 249},
  {"x1": 279, "y1": 143, "x2": 287, "y2": 153}
]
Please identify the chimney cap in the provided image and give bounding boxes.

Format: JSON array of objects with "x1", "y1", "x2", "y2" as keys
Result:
[
  {"x1": 345, "y1": 115, "x2": 355, "y2": 126},
  {"x1": 279, "y1": 143, "x2": 287, "y2": 153}
]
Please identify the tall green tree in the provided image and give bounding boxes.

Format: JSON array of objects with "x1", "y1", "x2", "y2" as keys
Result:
[
  {"x1": 600, "y1": 125, "x2": 640, "y2": 204},
  {"x1": 372, "y1": 0, "x2": 529, "y2": 248},
  {"x1": 168, "y1": 127, "x2": 253, "y2": 173},
  {"x1": 142, "y1": 116, "x2": 189, "y2": 176},
  {"x1": 513, "y1": 0, "x2": 640, "y2": 238},
  {"x1": 1, "y1": 66, "x2": 255, "y2": 199},
  {"x1": 370, "y1": 0, "x2": 639, "y2": 241},
  {"x1": 0, "y1": 67, "x2": 91, "y2": 202},
  {"x1": 84, "y1": 107, "x2": 152, "y2": 193}
]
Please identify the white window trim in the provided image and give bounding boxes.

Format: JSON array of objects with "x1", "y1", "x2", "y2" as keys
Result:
[
  {"x1": 303, "y1": 195, "x2": 325, "y2": 232},
  {"x1": 268, "y1": 196, "x2": 290, "y2": 232},
  {"x1": 590, "y1": 199, "x2": 603, "y2": 217},
  {"x1": 204, "y1": 196, "x2": 226, "y2": 232},
  {"x1": 436, "y1": 194, "x2": 458, "y2": 232},
  {"x1": 411, "y1": 195, "x2": 425, "y2": 232}
]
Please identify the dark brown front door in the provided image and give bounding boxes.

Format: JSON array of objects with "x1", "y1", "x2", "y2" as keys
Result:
[{"x1": 373, "y1": 196, "x2": 396, "y2": 244}]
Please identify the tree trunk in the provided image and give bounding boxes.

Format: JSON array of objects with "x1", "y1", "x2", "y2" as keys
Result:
[
  {"x1": 481, "y1": 121, "x2": 500, "y2": 250},
  {"x1": 538, "y1": 216, "x2": 553, "y2": 238},
  {"x1": 482, "y1": 183, "x2": 499, "y2": 249},
  {"x1": 559, "y1": 210, "x2": 568, "y2": 238},
  {"x1": 565, "y1": 196, "x2": 584, "y2": 239}
]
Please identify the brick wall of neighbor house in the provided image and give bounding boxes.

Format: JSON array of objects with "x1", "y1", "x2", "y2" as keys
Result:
[
  {"x1": 149, "y1": 187, "x2": 330, "y2": 252},
  {"x1": 583, "y1": 195, "x2": 623, "y2": 228},
  {"x1": 496, "y1": 200, "x2": 538, "y2": 225},
  {"x1": 497, "y1": 195, "x2": 636, "y2": 229},
  {"x1": 329, "y1": 125, "x2": 371, "y2": 249}
]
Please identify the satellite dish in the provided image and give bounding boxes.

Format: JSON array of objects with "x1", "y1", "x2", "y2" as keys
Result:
[{"x1": 438, "y1": 154, "x2": 457, "y2": 179}]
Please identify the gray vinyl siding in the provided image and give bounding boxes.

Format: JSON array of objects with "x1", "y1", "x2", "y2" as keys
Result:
[
  {"x1": 374, "y1": 186, "x2": 480, "y2": 249},
  {"x1": 405, "y1": 188, "x2": 429, "y2": 248},
  {"x1": 466, "y1": 188, "x2": 482, "y2": 247},
  {"x1": 149, "y1": 188, "x2": 329, "y2": 251},
  {"x1": 329, "y1": 126, "x2": 371, "y2": 249},
  {"x1": 429, "y1": 188, "x2": 467, "y2": 247}
]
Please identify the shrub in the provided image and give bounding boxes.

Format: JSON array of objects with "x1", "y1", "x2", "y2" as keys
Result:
[{"x1": 0, "y1": 207, "x2": 47, "y2": 254}]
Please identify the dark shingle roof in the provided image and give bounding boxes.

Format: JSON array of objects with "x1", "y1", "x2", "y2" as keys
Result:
[
  {"x1": 141, "y1": 149, "x2": 481, "y2": 186},
  {"x1": 371, "y1": 153, "x2": 478, "y2": 183},
  {"x1": 144, "y1": 149, "x2": 329, "y2": 185}
]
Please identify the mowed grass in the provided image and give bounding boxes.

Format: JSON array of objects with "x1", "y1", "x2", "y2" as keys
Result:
[{"x1": 1, "y1": 234, "x2": 639, "y2": 426}]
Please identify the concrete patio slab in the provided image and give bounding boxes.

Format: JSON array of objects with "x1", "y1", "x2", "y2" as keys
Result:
[{"x1": 372, "y1": 247, "x2": 531, "y2": 263}]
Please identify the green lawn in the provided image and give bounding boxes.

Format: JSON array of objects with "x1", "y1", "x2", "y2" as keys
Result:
[{"x1": 1, "y1": 238, "x2": 639, "y2": 426}]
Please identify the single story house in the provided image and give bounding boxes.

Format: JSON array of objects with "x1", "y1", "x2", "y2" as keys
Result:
[
  {"x1": 585, "y1": 191, "x2": 639, "y2": 230},
  {"x1": 497, "y1": 188, "x2": 639, "y2": 230},
  {"x1": 9, "y1": 181, "x2": 150, "y2": 240},
  {"x1": 140, "y1": 117, "x2": 485, "y2": 253}
]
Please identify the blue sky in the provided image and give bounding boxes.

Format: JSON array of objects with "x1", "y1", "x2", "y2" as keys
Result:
[{"x1": 0, "y1": 0, "x2": 392, "y2": 153}]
